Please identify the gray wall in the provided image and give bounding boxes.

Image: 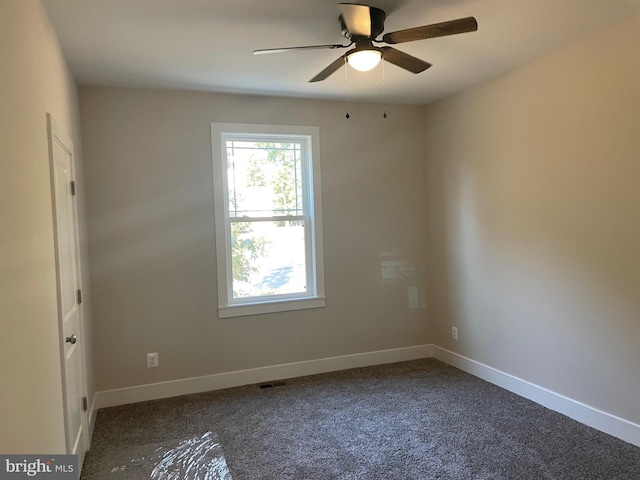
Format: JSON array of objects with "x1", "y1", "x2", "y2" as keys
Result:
[
  {"x1": 424, "y1": 16, "x2": 640, "y2": 424},
  {"x1": 0, "y1": 0, "x2": 93, "y2": 452},
  {"x1": 79, "y1": 87, "x2": 429, "y2": 391}
]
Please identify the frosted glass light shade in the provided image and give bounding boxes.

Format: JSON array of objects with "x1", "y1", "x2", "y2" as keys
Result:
[{"x1": 347, "y1": 50, "x2": 382, "y2": 72}]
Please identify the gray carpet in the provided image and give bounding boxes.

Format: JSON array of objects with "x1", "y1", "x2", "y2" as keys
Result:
[{"x1": 82, "y1": 358, "x2": 640, "y2": 479}]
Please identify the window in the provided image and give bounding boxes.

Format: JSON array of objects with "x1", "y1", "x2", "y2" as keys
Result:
[{"x1": 211, "y1": 123, "x2": 325, "y2": 318}]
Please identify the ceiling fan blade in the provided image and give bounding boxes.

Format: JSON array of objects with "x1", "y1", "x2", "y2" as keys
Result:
[
  {"x1": 339, "y1": 3, "x2": 372, "y2": 37},
  {"x1": 254, "y1": 44, "x2": 349, "y2": 55},
  {"x1": 309, "y1": 55, "x2": 347, "y2": 82},
  {"x1": 381, "y1": 47, "x2": 432, "y2": 74},
  {"x1": 382, "y1": 16, "x2": 478, "y2": 44}
]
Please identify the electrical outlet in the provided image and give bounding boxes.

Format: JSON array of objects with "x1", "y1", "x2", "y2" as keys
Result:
[
  {"x1": 452, "y1": 326, "x2": 459, "y2": 341},
  {"x1": 147, "y1": 352, "x2": 159, "y2": 368}
]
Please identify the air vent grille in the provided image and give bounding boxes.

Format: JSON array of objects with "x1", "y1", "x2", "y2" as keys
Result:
[{"x1": 258, "y1": 380, "x2": 287, "y2": 389}]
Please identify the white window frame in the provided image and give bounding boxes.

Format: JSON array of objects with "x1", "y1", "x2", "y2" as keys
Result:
[{"x1": 211, "y1": 123, "x2": 325, "y2": 318}]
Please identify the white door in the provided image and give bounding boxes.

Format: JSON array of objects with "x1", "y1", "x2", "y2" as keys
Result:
[{"x1": 47, "y1": 114, "x2": 87, "y2": 467}]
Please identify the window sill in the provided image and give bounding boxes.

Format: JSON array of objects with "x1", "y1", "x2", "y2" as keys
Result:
[{"x1": 218, "y1": 296, "x2": 326, "y2": 318}]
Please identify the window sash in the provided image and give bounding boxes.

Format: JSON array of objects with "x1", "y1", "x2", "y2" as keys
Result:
[
  {"x1": 225, "y1": 137, "x2": 307, "y2": 219},
  {"x1": 225, "y1": 215, "x2": 316, "y2": 305},
  {"x1": 211, "y1": 123, "x2": 325, "y2": 318}
]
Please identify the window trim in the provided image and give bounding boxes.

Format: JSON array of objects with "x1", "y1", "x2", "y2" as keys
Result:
[{"x1": 211, "y1": 123, "x2": 325, "y2": 318}]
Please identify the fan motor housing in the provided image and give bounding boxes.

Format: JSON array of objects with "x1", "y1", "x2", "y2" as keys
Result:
[{"x1": 339, "y1": 6, "x2": 386, "y2": 40}]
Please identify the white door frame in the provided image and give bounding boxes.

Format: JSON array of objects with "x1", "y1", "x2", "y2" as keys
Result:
[{"x1": 47, "y1": 113, "x2": 89, "y2": 461}]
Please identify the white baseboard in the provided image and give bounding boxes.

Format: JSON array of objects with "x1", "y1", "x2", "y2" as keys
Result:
[
  {"x1": 93, "y1": 342, "x2": 639, "y2": 448},
  {"x1": 432, "y1": 345, "x2": 640, "y2": 448},
  {"x1": 95, "y1": 344, "x2": 433, "y2": 409}
]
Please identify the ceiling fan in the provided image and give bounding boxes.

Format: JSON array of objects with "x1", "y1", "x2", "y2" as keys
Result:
[{"x1": 253, "y1": 3, "x2": 478, "y2": 82}]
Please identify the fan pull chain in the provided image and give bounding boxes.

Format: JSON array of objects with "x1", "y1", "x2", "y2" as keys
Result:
[
  {"x1": 344, "y1": 56, "x2": 350, "y2": 119},
  {"x1": 382, "y1": 53, "x2": 388, "y2": 119}
]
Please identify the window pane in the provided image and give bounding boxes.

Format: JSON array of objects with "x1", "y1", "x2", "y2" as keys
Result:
[
  {"x1": 231, "y1": 220, "x2": 307, "y2": 299},
  {"x1": 226, "y1": 141, "x2": 304, "y2": 217}
]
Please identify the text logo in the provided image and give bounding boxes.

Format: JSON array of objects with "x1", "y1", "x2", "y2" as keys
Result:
[{"x1": 0, "y1": 455, "x2": 77, "y2": 480}]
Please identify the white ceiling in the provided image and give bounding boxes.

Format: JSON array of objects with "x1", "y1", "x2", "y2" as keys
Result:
[{"x1": 42, "y1": 0, "x2": 640, "y2": 105}]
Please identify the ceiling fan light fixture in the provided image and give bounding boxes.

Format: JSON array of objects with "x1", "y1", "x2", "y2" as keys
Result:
[
  {"x1": 347, "y1": 49, "x2": 382, "y2": 72},
  {"x1": 258, "y1": 4, "x2": 478, "y2": 83}
]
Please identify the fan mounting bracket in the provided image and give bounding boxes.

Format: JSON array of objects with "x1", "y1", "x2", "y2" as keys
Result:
[{"x1": 338, "y1": 6, "x2": 386, "y2": 40}]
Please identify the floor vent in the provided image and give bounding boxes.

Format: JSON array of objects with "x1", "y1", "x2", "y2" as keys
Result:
[{"x1": 258, "y1": 381, "x2": 287, "y2": 389}]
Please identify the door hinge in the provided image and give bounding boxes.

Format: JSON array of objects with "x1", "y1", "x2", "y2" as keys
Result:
[
  {"x1": 77, "y1": 289, "x2": 82, "y2": 304},
  {"x1": 70, "y1": 181, "x2": 76, "y2": 196},
  {"x1": 82, "y1": 397, "x2": 88, "y2": 412}
]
